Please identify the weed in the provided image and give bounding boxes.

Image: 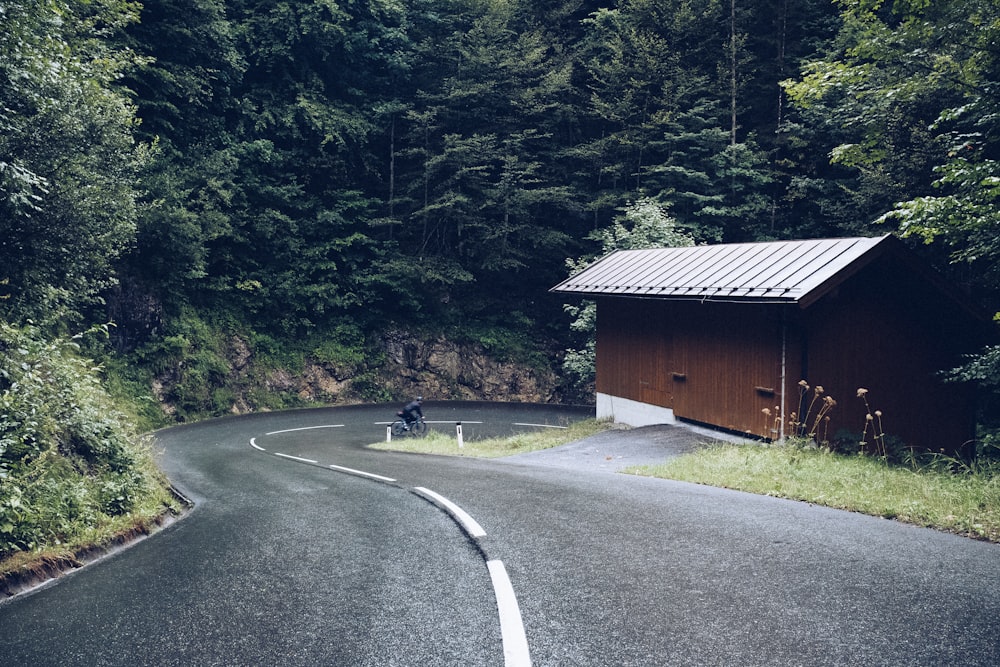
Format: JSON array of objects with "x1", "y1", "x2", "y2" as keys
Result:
[
  {"x1": 764, "y1": 381, "x2": 837, "y2": 444},
  {"x1": 857, "y1": 388, "x2": 889, "y2": 458}
]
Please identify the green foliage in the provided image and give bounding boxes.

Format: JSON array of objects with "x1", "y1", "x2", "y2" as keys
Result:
[
  {"x1": 310, "y1": 323, "x2": 370, "y2": 378},
  {"x1": 0, "y1": 322, "x2": 170, "y2": 557},
  {"x1": 945, "y1": 345, "x2": 1000, "y2": 390},
  {"x1": 132, "y1": 309, "x2": 232, "y2": 420},
  {"x1": 0, "y1": 0, "x2": 149, "y2": 329},
  {"x1": 561, "y1": 199, "x2": 695, "y2": 394},
  {"x1": 455, "y1": 324, "x2": 551, "y2": 369},
  {"x1": 348, "y1": 372, "x2": 393, "y2": 404},
  {"x1": 783, "y1": 0, "x2": 1000, "y2": 289}
]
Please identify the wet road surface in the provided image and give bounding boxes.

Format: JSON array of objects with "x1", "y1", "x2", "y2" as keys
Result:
[{"x1": 1, "y1": 401, "x2": 998, "y2": 666}]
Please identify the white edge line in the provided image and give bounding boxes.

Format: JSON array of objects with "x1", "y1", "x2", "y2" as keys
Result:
[
  {"x1": 274, "y1": 453, "x2": 318, "y2": 464},
  {"x1": 266, "y1": 424, "x2": 345, "y2": 435},
  {"x1": 512, "y1": 423, "x2": 567, "y2": 429},
  {"x1": 329, "y1": 464, "x2": 396, "y2": 483},
  {"x1": 413, "y1": 487, "x2": 487, "y2": 539},
  {"x1": 487, "y1": 560, "x2": 532, "y2": 667},
  {"x1": 250, "y1": 438, "x2": 266, "y2": 451}
]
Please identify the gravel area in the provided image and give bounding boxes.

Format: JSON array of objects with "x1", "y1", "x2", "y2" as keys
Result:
[{"x1": 502, "y1": 421, "x2": 753, "y2": 474}]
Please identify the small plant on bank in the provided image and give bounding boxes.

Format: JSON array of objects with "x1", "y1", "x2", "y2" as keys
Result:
[
  {"x1": 856, "y1": 387, "x2": 891, "y2": 459},
  {"x1": 761, "y1": 380, "x2": 836, "y2": 444}
]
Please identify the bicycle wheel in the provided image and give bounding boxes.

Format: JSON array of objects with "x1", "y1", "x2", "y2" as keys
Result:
[
  {"x1": 391, "y1": 420, "x2": 407, "y2": 437},
  {"x1": 410, "y1": 419, "x2": 428, "y2": 437}
]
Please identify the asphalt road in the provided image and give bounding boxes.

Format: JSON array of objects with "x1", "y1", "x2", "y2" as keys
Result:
[{"x1": 1, "y1": 401, "x2": 998, "y2": 666}]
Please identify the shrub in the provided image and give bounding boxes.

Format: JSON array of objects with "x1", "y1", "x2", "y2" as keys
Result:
[{"x1": 0, "y1": 322, "x2": 169, "y2": 558}]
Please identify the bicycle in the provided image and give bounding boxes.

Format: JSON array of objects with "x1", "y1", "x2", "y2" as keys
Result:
[{"x1": 391, "y1": 415, "x2": 427, "y2": 437}]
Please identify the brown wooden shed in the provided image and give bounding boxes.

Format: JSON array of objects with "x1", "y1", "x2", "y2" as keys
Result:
[{"x1": 551, "y1": 235, "x2": 990, "y2": 452}]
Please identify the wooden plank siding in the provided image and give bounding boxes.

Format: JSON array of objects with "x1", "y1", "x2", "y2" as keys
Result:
[
  {"x1": 596, "y1": 298, "x2": 790, "y2": 437},
  {"x1": 790, "y1": 261, "x2": 979, "y2": 452}
]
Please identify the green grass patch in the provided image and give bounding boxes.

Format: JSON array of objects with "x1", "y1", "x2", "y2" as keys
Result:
[
  {"x1": 369, "y1": 418, "x2": 613, "y2": 458},
  {"x1": 627, "y1": 443, "x2": 1000, "y2": 542}
]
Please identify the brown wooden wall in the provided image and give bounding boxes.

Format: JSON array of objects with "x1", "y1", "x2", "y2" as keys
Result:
[
  {"x1": 789, "y1": 261, "x2": 979, "y2": 452},
  {"x1": 596, "y1": 298, "x2": 788, "y2": 436},
  {"x1": 594, "y1": 256, "x2": 982, "y2": 451}
]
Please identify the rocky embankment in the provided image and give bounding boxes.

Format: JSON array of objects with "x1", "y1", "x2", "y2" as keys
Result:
[{"x1": 154, "y1": 330, "x2": 572, "y2": 416}]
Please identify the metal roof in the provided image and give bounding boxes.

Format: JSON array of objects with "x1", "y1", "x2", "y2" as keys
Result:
[{"x1": 550, "y1": 235, "x2": 895, "y2": 306}]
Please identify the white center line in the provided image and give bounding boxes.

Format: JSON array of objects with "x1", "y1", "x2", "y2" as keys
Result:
[
  {"x1": 274, "y1": 453, "x2": 318, "y2": 464},
  {"x1": 329, "y1": 464, "x2": 396, "y2": 483},
  {"x1": 412, "y1": 487, "x2": 532, "y2": 666},
  {"x1": 413, "y1": 487, "x2": 487, "y2": 538},
  {"x1": 266, "y1": 424, "x2": 344, "y2": 435}
]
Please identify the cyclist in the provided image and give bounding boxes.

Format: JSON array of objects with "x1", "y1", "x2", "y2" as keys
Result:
[{"x1": 398, "y1": 396, "x2": 424, "y2": 430}]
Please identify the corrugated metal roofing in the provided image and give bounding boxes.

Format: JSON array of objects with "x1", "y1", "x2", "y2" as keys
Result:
[{"x1": 550, "y1": 235, "x2": 894, "y2": 306}]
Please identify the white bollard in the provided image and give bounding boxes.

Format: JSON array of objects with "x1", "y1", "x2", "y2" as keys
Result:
[
  {"x1": 387, "y1": 426, "x2": 392, "y2": 442},
  {"x1": 456, "y1": 422, "x2": 464, "y2": 449}
]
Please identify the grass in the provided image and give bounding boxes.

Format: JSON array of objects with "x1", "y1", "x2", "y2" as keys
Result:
[
  {"x1": 0, "y1": 474, "x2": 186, "y2": 583},
  {"x1": 368, "y1": 418, "x2": 613, "y2": 458},
  {"x1": 627, "y1": 443, "x2": 1000, "y2": 542}
]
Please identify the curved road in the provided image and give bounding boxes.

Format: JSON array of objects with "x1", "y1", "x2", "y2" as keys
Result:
[{"x1": 1, "y1": 402, "x2": 998, "y2": 666}]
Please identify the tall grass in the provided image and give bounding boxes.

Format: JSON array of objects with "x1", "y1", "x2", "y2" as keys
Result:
[{"x1": 629, "y1": 443, "x2": 1000, "y2": 542}]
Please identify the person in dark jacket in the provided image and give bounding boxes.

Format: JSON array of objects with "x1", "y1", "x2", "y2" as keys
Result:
[{"x1": 398, "y1": 397, "x2": 424, "y2": 429}]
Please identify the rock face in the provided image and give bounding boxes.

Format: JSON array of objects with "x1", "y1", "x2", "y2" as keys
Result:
[
  {"x1": 153, "y1": 329, "x2": 568, "y2": 418},
  {"x1": 379, "y1": 330, "x2": 558, "y2": 403}
]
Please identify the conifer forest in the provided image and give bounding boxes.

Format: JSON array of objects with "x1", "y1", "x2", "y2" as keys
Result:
[{"x1": 2, "y1": 0, "x2": 999, "y2": 421}]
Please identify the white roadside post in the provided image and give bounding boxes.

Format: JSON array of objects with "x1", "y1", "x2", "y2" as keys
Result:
[
  {"x1": 456, "y1": 422, "x2": 464, "y2": 449},
  {"x1": 387, "y1": 426, "x2": 392, "y2": 442}
]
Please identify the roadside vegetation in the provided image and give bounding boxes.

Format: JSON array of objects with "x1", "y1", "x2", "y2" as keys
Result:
[
  {"x1": 629, "y1": 441, "x2": 1000, "y2": 543},
  {"x1": 0, "y1": 323, "x2": 185, "y2": 582},
  {"x1": 377, "y1": 421, "x2": 1000, "y2": 543},
  {"x1": 369, "y1": 418, "x2": 612, "y2": 458}
]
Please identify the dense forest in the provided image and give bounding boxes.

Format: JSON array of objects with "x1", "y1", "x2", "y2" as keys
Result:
[{"x1": 2, "y1": 0, "x2": 999, "y2": 421}]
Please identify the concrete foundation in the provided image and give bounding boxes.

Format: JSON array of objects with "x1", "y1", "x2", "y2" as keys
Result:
[{"x1": 596, "y1": 393, "x2": 676, "y2": 427}]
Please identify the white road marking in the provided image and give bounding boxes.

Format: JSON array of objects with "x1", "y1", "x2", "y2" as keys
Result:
[
  {"x1": 251, "y1": 425, "x2": 534, "y2": 664},
  {"x1": 512, "y1": 423, "x2": 567, "y2": 429},
  {"x1": 487, "y1": 560, "x2": 533, "y2": 667},
  {"x1": 412, "y1": 488, "x2": 531, "y2": 665},
  {"x1": 373, "y1": 420, "x2": 484, "y2": 425},
  {"x1": 413, "y1": 487, "x2": 487, "y2": 539},
  {"x1": 274, "y1": 453, "x2": 318, "y2": 464},
  {"x1": 266, "y1": 424, "x2": 344, "y2": 435},
  {"x1": 329, "y1": 464, "x2": 396, "y2": 483}
]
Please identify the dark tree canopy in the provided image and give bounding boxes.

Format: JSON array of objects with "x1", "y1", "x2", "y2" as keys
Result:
[{"x1": 2, "y1": 0, "x2": 997, "y2": 411}]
